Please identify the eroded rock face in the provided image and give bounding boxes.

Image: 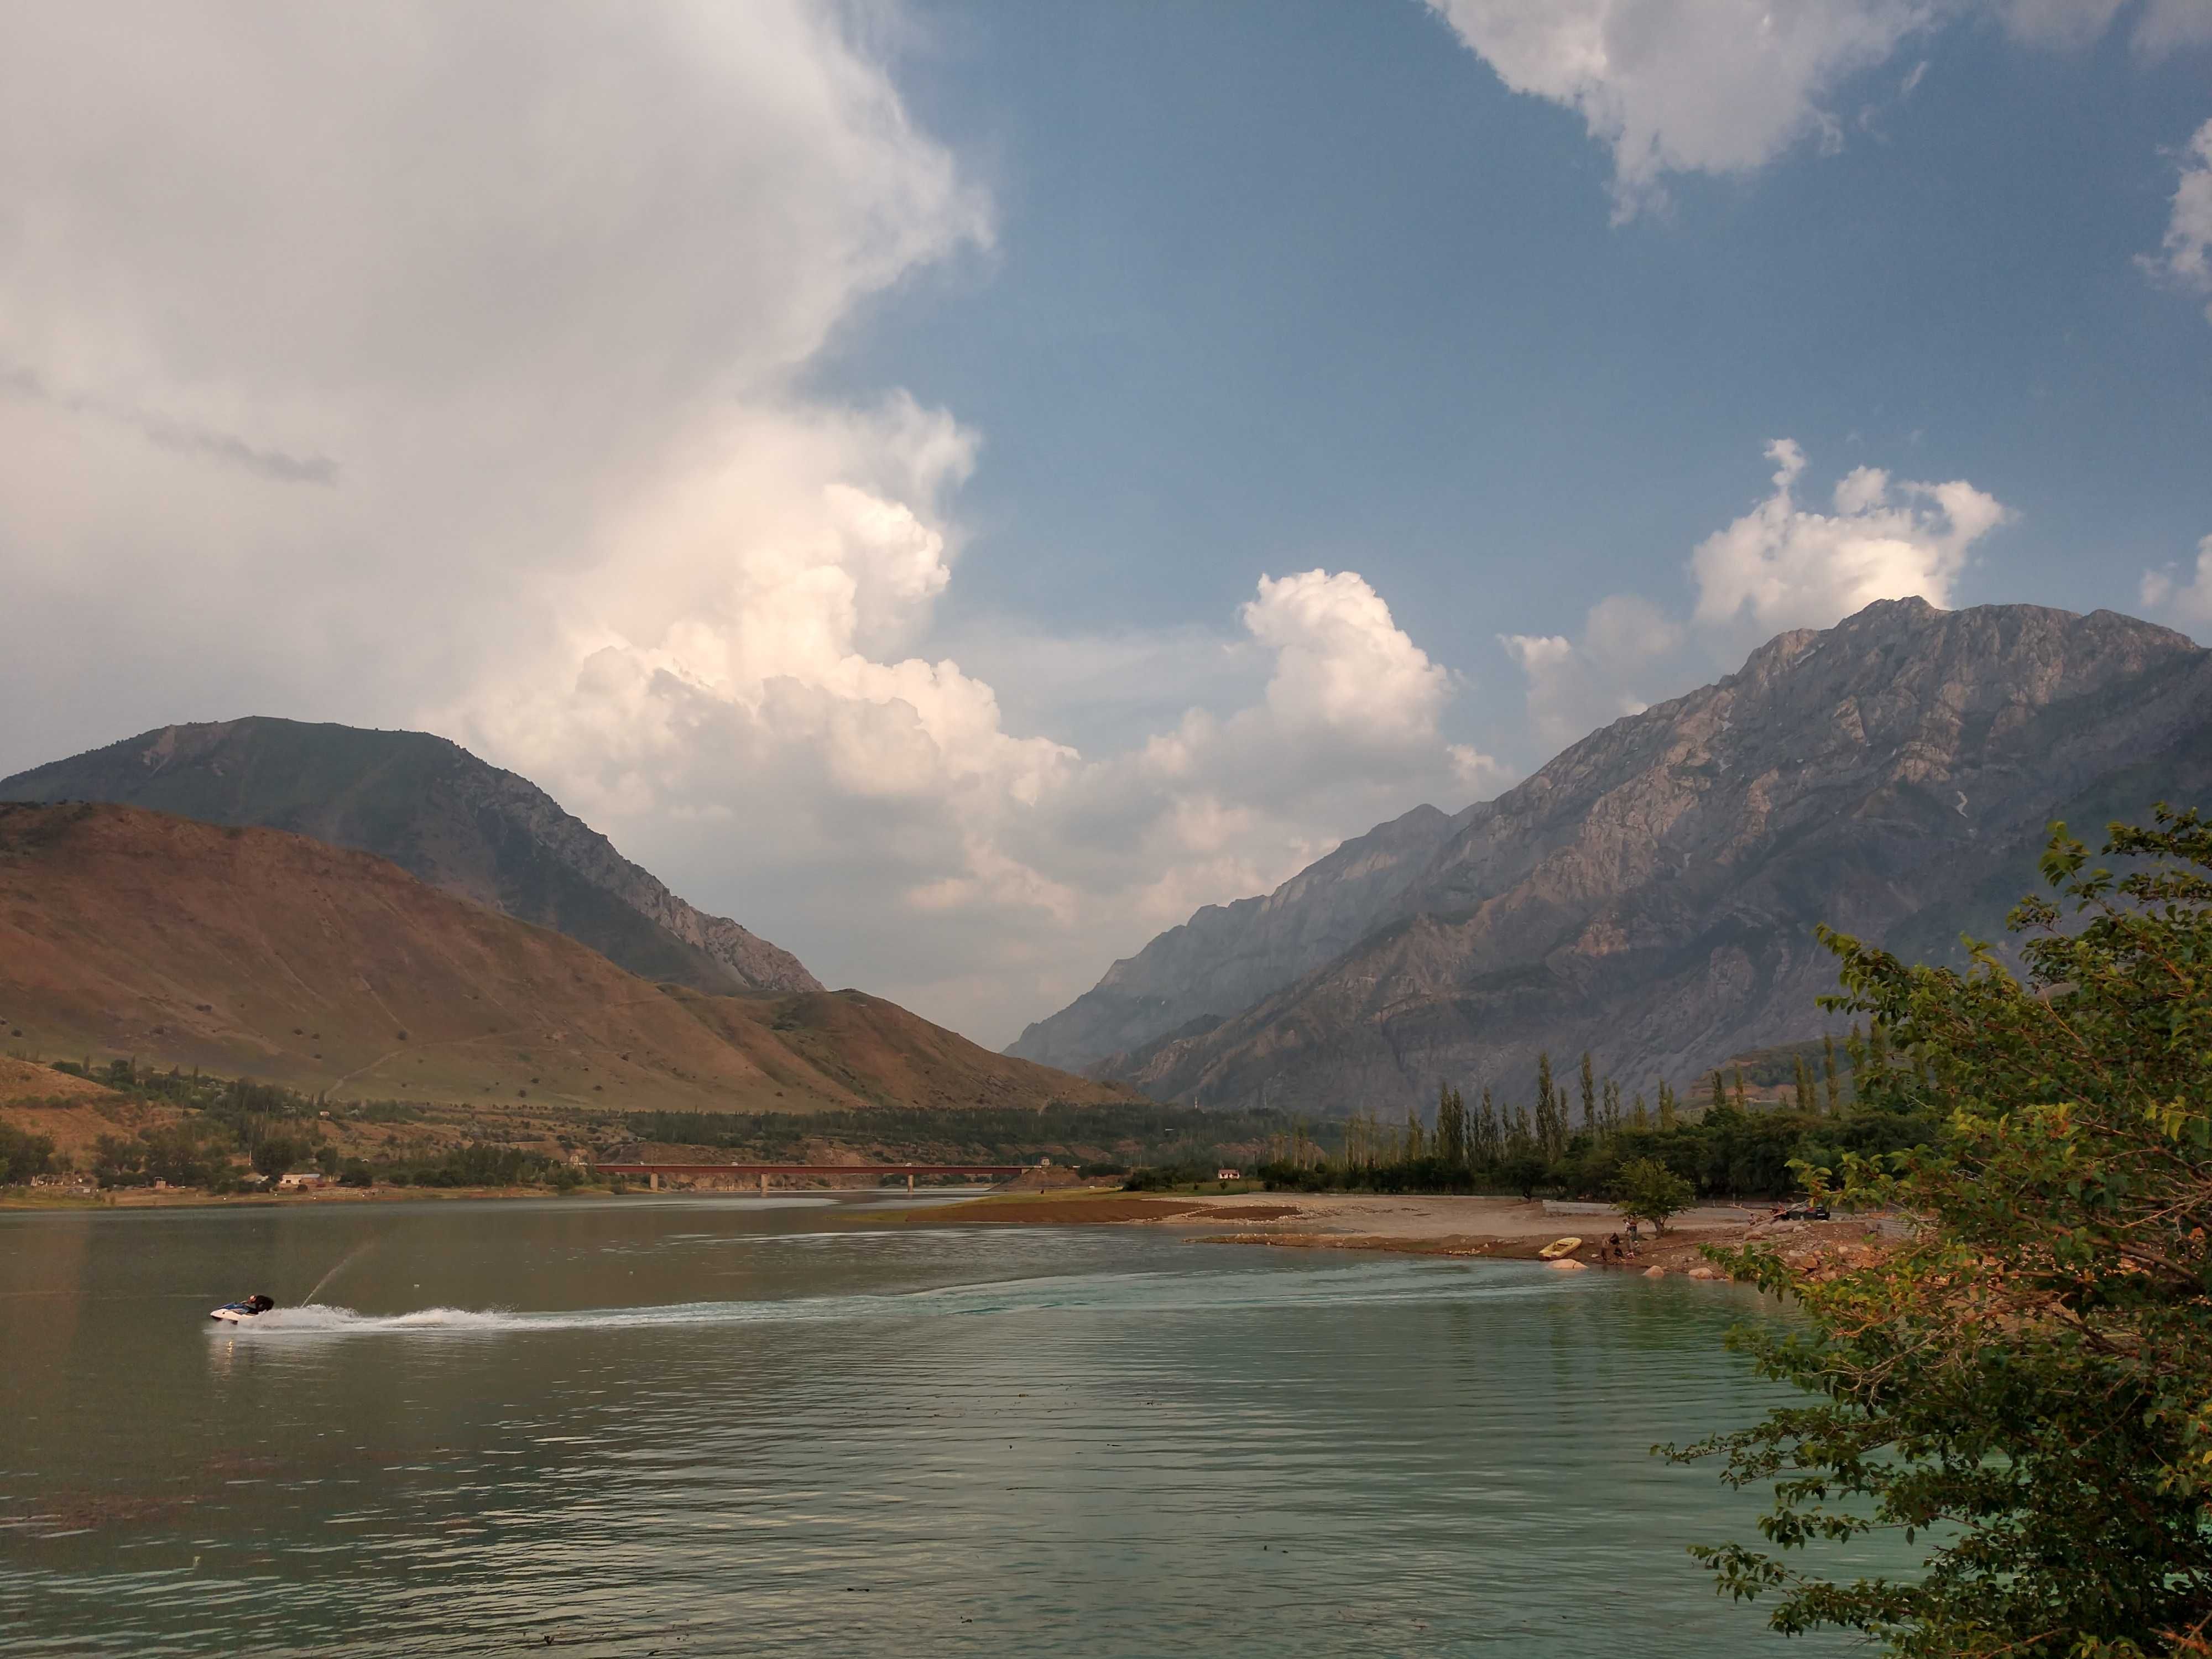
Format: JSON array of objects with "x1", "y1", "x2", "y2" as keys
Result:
[
  {"x1": 0, "y1": 717, "x2": 820, "y2": 996},
  {"x1": 1042, "y1": 599, "x2": 2212, "y2": 1117}
]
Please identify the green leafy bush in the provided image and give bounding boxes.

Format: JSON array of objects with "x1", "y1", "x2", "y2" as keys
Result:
[
  {"x1": 1612, "y1": 1156, "x2": 1692, "y2": 1232},
  {"x1": 0, "y1": 1123, "x2": 56, "y2": 1184}
]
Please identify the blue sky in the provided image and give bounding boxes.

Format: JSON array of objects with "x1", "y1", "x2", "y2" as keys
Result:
[
  {"x1": 833, "y1": 0, "x2": 2212, "y2": 760},
  {"x1": 2, "y1": 2, "x2": 2209, "y2": 1041}
]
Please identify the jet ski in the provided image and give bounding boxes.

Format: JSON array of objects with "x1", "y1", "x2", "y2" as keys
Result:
[{"x1": 209, "y1": 1294, "x2": 275, "y2": 1323}]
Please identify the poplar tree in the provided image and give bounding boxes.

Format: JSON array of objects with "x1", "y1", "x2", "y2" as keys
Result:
[
  {"x1": 1436, "y1": 1082, "x2": 1468, "y2": 1169},
  {"x1": 1711, "y1": 1071, "x2": 1728, "y2": 1115},
  {"x1": 1657, "y1": 1081, "x2": 1678, "y2": 1131},
  {"x1": 1579, "y1": 1051, "x2": 1597, "y2": 1132},
  {"x1": 1823, "y1": 1032, "x2": 1841, "y2": 1115}
]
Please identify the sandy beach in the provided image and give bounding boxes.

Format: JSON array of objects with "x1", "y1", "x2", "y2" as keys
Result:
[{"x1": 910, "y1": 1187, "x2": 1891, "y2": 1275}]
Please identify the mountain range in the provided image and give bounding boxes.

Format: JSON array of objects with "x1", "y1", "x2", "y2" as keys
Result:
[{"x1": 1010, "y1": 599, "x2": 2212, "y2": 1117}]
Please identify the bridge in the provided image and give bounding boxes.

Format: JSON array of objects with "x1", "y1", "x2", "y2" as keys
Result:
[{"x1": 591, "y1": 1161, "x2": 1030, "y2": 1192}]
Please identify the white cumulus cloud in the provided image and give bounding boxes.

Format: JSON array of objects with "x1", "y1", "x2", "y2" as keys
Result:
[
  {"x1": 1425, "y1": 0, "x2": 1939, "y2": 211},
  {"x1": 1243, "y1": 568, "x2": 1453, "y2": 744},
  {"x1": 2141, "y1": 118, "x2": 2212, "y2": 324},
  {"x1": 1502, "y1": 440, "x2": 2009, "y2": 750},
  {"x1": 1426, "y1": 0, "x2": 2212, "y2": 212},
  {"x1": 1503, "y1": 594, "x2": 1683, "y2": 748},
  {"x1": 1689, "y1": 439, "x2": 2009, "y2": 635},
  {"x1": 2140, "y1": 534, "x2": 2212, "y2": 627},
  {"x1": 1, "y1": 3, "x2": 1521, "y2": 1046}
]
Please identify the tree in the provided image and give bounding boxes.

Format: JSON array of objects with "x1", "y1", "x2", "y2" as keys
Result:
[
  {"x1": 91, "y1": 1133, "x2": 143, "y2": 1186},
  {"x1": 252, "y1": 1134, "x2": 309, "y2": 1180},
  {"x1": 0, "y1": 1123, "x2": 55, "y2": 1185},
  {"x1": 1436, "y1": 1082, "x2": 1468, "y2": 1170},
  {"x1": 1502, "y1": 1150, "x2": 1548, "y2": 1201},
  {"x1": 1711, "y1": 1070, "x2": 1728, "y2": 1115},
  {"x1": 1614, "y1": 1155, "x2": 1693, "y2": 1233},
  {"x1": 1580, "y1": 1051, "x2": 1597, "y2": 1131},
  {"x1": 1676, "y1": 810, "x2": 2212, "y2": 1657},
  {"x1": 1823, "y1": 1033, "x2": 1841, "y2": 1115}
]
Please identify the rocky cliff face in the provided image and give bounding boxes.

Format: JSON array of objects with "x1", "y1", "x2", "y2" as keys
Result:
[
  {"x1": 1042, "y1": 600, "x2": 2212, "y2": 1117},
  {"x1": 0, "y1": 718, "x2": 821, "y2": 996}
]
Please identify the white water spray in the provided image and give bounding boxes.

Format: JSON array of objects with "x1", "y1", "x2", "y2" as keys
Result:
[{"x1": 301, "y1": 1237, "x2": 380, "y2": 1306}]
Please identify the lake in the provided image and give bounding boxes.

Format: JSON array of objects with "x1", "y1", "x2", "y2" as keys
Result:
[{"x1": 2, "y1": 1194, "x2": 1880, "y2": 1655}]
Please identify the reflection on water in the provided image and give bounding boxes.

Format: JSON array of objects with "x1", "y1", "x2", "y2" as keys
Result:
[{"x1": 1, "y1": 1196, "x2": 1881, "y2": 1655}]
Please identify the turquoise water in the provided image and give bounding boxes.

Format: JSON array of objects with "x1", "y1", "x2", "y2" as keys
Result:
[{"x1": 2, "y1": 1196, "x2": 1873, "y2": 1655}]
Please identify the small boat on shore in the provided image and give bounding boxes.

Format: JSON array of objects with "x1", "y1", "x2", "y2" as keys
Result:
[{"x1": 209, "y1": 1294, "x2": 275, "y2": 1323}]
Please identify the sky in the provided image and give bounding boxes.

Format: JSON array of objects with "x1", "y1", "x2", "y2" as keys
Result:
[{"x1": 3, "y1": 1, "x2": 2210, "y2": 1047}]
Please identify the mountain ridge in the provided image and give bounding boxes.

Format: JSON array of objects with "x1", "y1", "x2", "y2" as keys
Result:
[
  {"x1": 1024, "y1": 599, "x2": 2212, "y2": 1115},
  {"x1": 1006, "y1": 801, "x2": 1464, "y2": 1070},
  {"x1": 0, "y1": 800, "x2": 1136, "y2": 1116},
  {"x1": 0, "y1": 717, "x2": 820, "y2": 998}
]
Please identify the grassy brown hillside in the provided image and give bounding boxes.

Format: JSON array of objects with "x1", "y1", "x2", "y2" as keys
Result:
[
  {"x1": 0, "y1": 802, "x2": 1140, "y2": 1118},
  {"x1": 0, "y1": 1055, "x2": 190, "y2": 1165}
]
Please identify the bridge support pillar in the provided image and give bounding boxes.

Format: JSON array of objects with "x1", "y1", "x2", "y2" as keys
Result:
[
  {"x1": 649, "y1": 1172, "x2": 659, "y2": 1191},
  {"x1": 760, "y1": 1172, "x2": 768, "y2": 1196},
  {"x1": 907, "y1": 1172, "x2": 915, "y2": 1192}
]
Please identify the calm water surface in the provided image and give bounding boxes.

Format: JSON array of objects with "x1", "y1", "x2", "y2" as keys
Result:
[{"x1": 2, "y1": 1195, "x2": 1875, "y2": 1655}]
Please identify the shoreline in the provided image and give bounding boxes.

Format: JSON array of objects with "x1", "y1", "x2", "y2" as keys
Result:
[
  {"x1": 890, "y1": 1187, "x2": 1892, "y2": 1275},
  {"x1": 0, "y1": 1183, "x2": 599, "y2": 1210},
  {"x1": 0, "y1": 1177, "x2": 1012, "y2": 1212},
  {"x1": 4, "y1": 1182, "x2": 1898, "y2": 1282}
]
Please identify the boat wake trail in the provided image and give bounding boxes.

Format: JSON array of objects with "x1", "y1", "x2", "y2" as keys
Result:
[{"x1": 213, "y1": 1257, "x2": 1587, "y2": 1342}]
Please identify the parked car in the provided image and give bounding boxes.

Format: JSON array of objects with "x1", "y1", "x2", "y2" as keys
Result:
[{"x1": 1780, "y1": 1203, "x2": 1831, "y2": 1220}]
